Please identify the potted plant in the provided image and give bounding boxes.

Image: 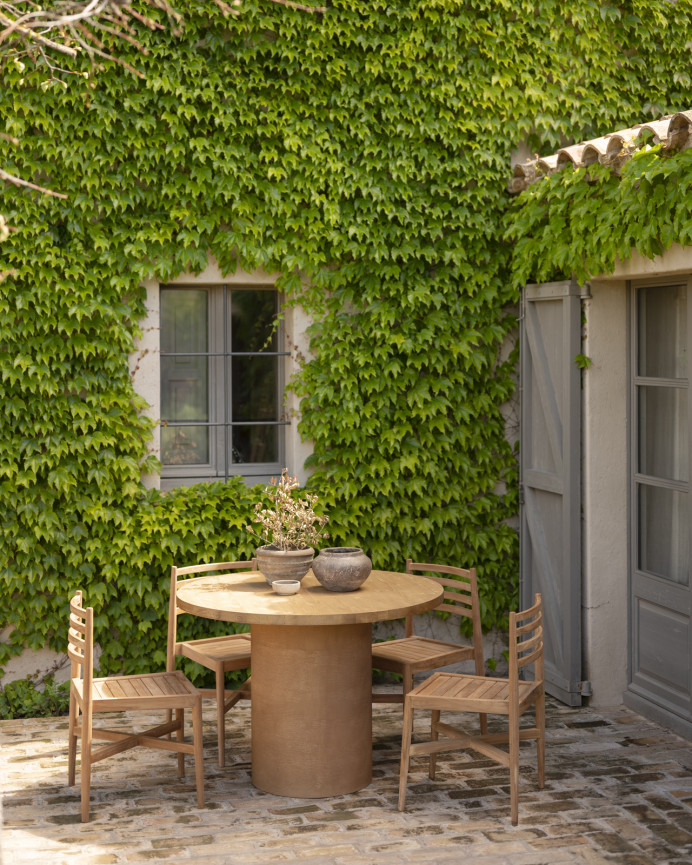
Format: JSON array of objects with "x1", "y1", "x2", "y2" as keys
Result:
[{"x1": 247, "y1": 469, "x2": 329, "y2": 584}]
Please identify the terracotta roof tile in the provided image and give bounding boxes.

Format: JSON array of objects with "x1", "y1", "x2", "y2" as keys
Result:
[{"x1": 510, "y1": 111, "x2": 692, "y2": 192}]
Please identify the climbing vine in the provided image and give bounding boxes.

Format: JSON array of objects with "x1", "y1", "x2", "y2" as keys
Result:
[
  {"x1": 2, "y1": 0, "x2": 692, "y2": 711},
  {"x1": 507, "y1": 145, "x2": 692, "y2": 285}
]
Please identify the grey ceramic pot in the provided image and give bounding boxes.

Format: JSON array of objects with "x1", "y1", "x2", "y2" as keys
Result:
[
  {"x1": 312, "y1": 547, "x2": 372, "y2": 592},
  {"x1": 255, "y1": 545, "x2": 314, "y2": 585}
]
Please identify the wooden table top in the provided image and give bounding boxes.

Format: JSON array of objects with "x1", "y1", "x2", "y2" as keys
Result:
[{"x1": 175, "y1": 568, "x2": 444, "y2": 626}]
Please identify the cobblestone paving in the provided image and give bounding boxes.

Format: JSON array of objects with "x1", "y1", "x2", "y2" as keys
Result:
[{"x1": 1, "y1": 695, "x2": 691, "y2": 864}]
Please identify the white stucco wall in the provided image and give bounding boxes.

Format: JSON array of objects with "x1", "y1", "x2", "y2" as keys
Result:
[
  {"x1": 610, "y1": 243, "x2": 692, "y2": 281},
  {"x1": 581, "y1": 279, "x2": 629, "y2": 704},
  {"x1": 130, "y1": 279, "x2": 160, "y2": 489}
]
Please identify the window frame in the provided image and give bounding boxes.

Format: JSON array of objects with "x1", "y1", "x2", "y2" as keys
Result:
[{"x1": 159, "y1": 282, "x2": 289, "y2": 488}]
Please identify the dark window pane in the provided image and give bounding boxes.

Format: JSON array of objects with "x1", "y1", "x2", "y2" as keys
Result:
[
  {"x1": 232, "y1": 356, "x2": 278, "y2": 421},
  {"x1": 638, "y1": 484, "x2": 689, "y2": 586},
  {"x1": 638, "y1": 285, "x2": 687, "y2": 379},
  {"x1": 231, "y1": 290, "x2": 277, "y2": 352},
  {"x1": 232, "y1": 425, "x2": 278, "y2": 464},
  {"x1": 162, "y1": 424, "x2": 209, "y2": 466}
]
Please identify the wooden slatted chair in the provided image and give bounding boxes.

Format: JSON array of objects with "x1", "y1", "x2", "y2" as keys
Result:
[
  {"x1": 168, "y1": 560, "x2": 255, "y2": 767},
  {"x1": 67, "y1": 590, "x2": 204, "y2": 822},
  {"x1": 371, "y1": 559, "x2": 486, "y2": 728},
  {"x1": 398, "y1": 594, "x2": 545, "y2": 825}
]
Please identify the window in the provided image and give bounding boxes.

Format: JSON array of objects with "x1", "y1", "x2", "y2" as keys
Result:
[{"x1": 160, "y1": 284, "x2": 287, "y2": 488}]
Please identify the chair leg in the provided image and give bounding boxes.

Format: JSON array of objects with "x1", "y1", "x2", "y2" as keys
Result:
[
  {"x1": 192, "y1": 697, "x2": 205, "y2": 809},
  {"x1": 509, "y1": 714, "x2": 520, "y2": 826},
  {"x1": 402, "y1": 668, "x2": 414, "y2": 696},
  {"x1": 536, "y1": 693, "x2": 545, "y2": 788},
  {"x1": 398, "y1": 697, "x2": 414, "y2": 811},
  {"x1": 68, "y1": 690, "x2": 77, "y2": 787},
  {"x1": 176, "y1": 709, "x2": 185, "y2": 778},
  {"x1": 429, "y1": 709, "x2": 440, "y2": 780},
  {"x1": 216, "y1": 665, "x2": 226, "y2": 768},
  {"x1": 80, "y1": 708, "x2": 92, "y2": 823},
  {"x1": 479, "y1": 712, "x2": 488, "y2": 735}
]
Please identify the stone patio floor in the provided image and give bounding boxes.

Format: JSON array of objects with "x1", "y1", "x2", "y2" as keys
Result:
[{"x1": 1, "y1": 692, "x2": 692, "y2": 865}]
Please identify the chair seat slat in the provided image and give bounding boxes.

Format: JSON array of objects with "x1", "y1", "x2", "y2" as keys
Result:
[
  {"x1": 372, "y1": 638, "x2": 473, "y2": 667},
  {"x1": 181, "y1": 635, "x2": 252, "y2": 665}
]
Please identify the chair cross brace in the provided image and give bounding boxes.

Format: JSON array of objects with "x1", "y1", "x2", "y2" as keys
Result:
[
  {"x1": 408, "y1": 725, "x2": 542, "y2": 767},
  {"x1": 72, "y1": 719, "x2": 195, "y2": 763}
]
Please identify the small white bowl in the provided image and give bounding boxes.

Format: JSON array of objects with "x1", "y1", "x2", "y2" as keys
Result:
[{"x1": 272, "y1": 580, "x2": 301, "y2": 595}]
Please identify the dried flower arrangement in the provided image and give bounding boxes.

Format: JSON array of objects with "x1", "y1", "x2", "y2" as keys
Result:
[{"x1": 247, "y1": 469, "x2": 329, "y2": 552}]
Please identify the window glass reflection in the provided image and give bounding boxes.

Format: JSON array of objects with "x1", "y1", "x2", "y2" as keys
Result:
[
  {"x1": 638, "y1": 285, "x2": 687, "y2": 379},
  {"x1": 161, "y1": 289, "x2": 209, "y2": 465},
  {"x1": 638, "y1": 386, "x2": 688, "y2": 481},
  {"x1": 638, "y1": 484, "x2": 689, "y2": 586}
]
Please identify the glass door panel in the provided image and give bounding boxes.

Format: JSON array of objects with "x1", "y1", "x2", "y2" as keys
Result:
[
  {"x1": 637, "y1": 484, "x2": 689, "y2": 586},
  {"x1": 637, "y1": 284, "x2": 687, "y2": 379},
  {"x1": 638, "y1": 386, "x2": 688, "y2": 481}
]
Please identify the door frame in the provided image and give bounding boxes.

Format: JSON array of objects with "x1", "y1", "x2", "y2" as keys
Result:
[{"x1": 624, "y1": 275, "x2": 692, "y2": 740}]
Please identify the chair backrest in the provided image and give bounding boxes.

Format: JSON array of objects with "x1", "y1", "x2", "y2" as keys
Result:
[
  {"x1": 167, "y1": 560, "x2": 257, "y2": 666},
  {"x1": 405, "y1": 560, "x2": 484, "y2": 668},
  {"x1": 508, "y1": 593, "x2": 544, "y2": 688},
  {"x1": 68, "y1": 591, "x2": 93, "y2": 705}
]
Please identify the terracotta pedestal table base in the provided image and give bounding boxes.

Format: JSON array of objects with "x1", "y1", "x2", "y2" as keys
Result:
[{"x1": 251, "y1": 622, "x2": 372, "y2": 797}]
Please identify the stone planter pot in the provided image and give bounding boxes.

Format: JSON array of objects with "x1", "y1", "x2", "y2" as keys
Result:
[
  {"x1": 255, "y1": 545, "x2": 314, "y2": 585},
  {"x1": 312, "y1": 547, "x2": 372, "y2": 592}
]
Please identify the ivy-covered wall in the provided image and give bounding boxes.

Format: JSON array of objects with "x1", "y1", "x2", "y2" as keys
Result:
[{"x1": 2, "y1": 0, "x2": 692, "y2": 706}]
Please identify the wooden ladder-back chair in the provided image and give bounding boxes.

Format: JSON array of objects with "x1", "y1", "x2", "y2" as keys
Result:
[
  {"x1": 372, "y1": 560, "x2": 486, "y2": 724},
  {"x1": 168, "y1": 560, "x2": 255, "y2": 767},
  {"x1": 398, "y1": 594, "x2": 545, "y2": 825},
  {"x1": 67, "y1": 591, "x2": 204, "y2": 822}
]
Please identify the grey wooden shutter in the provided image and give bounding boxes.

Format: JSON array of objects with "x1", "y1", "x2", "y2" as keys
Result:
[{"x1": 520, "y1": 280, "x2": 583, "y2": 706}]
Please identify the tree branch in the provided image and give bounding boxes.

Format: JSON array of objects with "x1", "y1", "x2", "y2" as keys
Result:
[
  {"x1": 0, "y1": 0, "x2": 328, "y2": 236},
  {"x1": 0, "y1": 168, "x2": 68, "y2": 199},
  {"x1": 0, "y1": 10, "x2": 79, "y2": 56},
  {"x1": 265, "y1": 0, "x2": 327, "y2": 12}
]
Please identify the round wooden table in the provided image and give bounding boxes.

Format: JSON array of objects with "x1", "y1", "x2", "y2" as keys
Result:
[{"x1": 175, "y1": 568, "x2": 443, "y2": 797}]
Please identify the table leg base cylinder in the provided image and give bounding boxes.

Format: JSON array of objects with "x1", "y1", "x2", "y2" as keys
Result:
[{"x1": 251, "y1": 622, "x2": 372, "y2": 797}]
